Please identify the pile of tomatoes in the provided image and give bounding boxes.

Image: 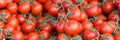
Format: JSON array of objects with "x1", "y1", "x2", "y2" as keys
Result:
[{"x1": 0, "y1": 0, "x2": 120, "y2": 40}]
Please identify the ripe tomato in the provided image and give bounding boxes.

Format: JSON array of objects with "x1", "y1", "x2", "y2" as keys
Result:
[
  {"x1": 11, "y1": 30, "x2": 24, "y2": 40},
  {"x1": 6, "y1": 3, "x2": 17, "y2": 14},
  {"x1": 18, "y1": 2, "x2": 30, "y2": 13},
  {"x1": 86, "y1": 6, "x2": 99, "y2": 17},
  {"x1": 118, "y1": 4, "x2": 120, "y2": 11},
  {"x1": 39, "y1": 30, "x2": 50, "y2": 40},
  {"x1": 108, "y1": 13, "x2": 118, "y2": 22},
  {"x1": 62, "y1": 0, "x2": 73, "y2": 10},
  {"x1": 0, "y1": 36, "x2": 2, "y2": 40},
  {"x1": 44, "y1": 1, "x2": 60, "y2": 16},
  {"x1": 69, "y1": 6, "x2": 82, "y2": 21},
  {"x1": 114, "y1": 0, "x2": 120, "y2": 6},
  {"x1": 27, "y1": 32, "x2": 39, "y2": 40},
  {"x1": 89, "y1": 0, "x2": 99, "y2": 6},
  {"x1": 0, "y1": 21, "x2": 5, "y2": 28},
  {"x1": 56, "y1": 21, "x2": 65, "y2": 33},
  {"x1": 16, "y1": 14, "x2": 26, "y2": 24},
  {"x1": 58, "y1": 33, "x2": 70, "y2": 40},
  {"x1": 93, "y1": 17, "x2": 105, "y2": 26},
  {"x1": 114, "y1": 33, "x2": 120, "y2": 40},
  {"x1": 82, "y1": 21, "x2": 94, "y2": 30},
  {"x1": 99, "y1": 33, "x2": 114, "y2": 40},
  {"x1": 7, "y1": 17, "x2": 19, "y2": 29},
  {"x1": 0, "y1": 0, "x2": 7, "y2": 9},
  {"x1": 64, "y1": 20, "x2": 83, "y2": 36},
  {"x1": 99, "y1": 22, "x2": 116, "y2": 34},
  {"x1": 103, "y1": 1, "x2": 114, "y2": 14},
  {"x1": 21, "y1": 22, "x2": 35, "y2": 34},
  {"x1": 31, "y1": 1, "x2": 43, "y2": 15},
  {"x1": 41, "y1": 23, "x2": 53, "y2": 32},
  {"x1": 83, "y1": 29, "x2": 98, "y2": 40},
  {"x1": 51, "y1": 0, "x2": 62, "y2": 4},
  {"x1": 0, "y1": 10, "x2": 12, "y2": 20},
  {"x1": 80, "y1": 11, "x2": 88, "y2": 22}
]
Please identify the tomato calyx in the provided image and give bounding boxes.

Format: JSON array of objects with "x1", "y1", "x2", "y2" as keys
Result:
[
  {"x1": 101, "y1": 35, "x2": 109, "y2": 40},
  {"x1": 72, "y1": 35, "x2": 83, "y2": 40},
  {"x1": 40, "y1": 34, "x2": 45, "y2": 40},
  {"x1": 0, "y1": 27, "x2": 14, "y2": 40},
  {"x1": 0, "y1": 12, "x2": 7, "y2": 22}
]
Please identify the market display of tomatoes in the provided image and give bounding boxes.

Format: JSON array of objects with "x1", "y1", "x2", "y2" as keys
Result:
[{"x1": 0, "y1": 0, "x2": 120, "y2": 40}]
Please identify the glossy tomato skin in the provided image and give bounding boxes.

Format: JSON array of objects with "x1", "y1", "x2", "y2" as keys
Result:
[
  {"x1": 16, "y1": 14, "x2": 26, "y2": 24},
  {"x1": 27, "y1": 32, "x2": 39, "y2": 40},
  {"x1": 70, "y1": 7, "x2": 82, "y2": 21},
  {"x1": 31, "y1": 1, "x2": 43, "y2": 15},
  {"x1": 18, "y1": 2, "x2": 30, "y2": 13},
  {"x1": 118, "y1": 4, "x2": 120, "y2": 11},
  {"x1": 86, "y1": 6, "x2": 99, "y2": 17},
  {"x1": 114, "y1": 0, "x2": 120, "y2": 6},
  {"x1": 62, "y1": 0, "x2": 73, "y2": 10},
  {"x1": 39, "y1": 30, "x2": 50, "y2": 40},
  {"x1": 58, "y1": 33, "x2": 70, "y2": 40},
  {"x1": 21, "y1": 22, "x2": 35, "y2": 34},
  {"x1": 0, "y1": 10, "x2": 12, "y2": 20},
  {"x1": 56, "y1": 21, "x2": 65, "y2": 33},
  {"x1": 99, "y1": 33, "x2": 114, "y2": 40},
  {"x1": 0, "y1": 0, "x2": 7, "y2": 9},
  {"x1": 41, "y1": 23, "x2": 53, "y2": 33},
  {"x1": 83, "y1": 29, "x2": 98, "y2": 40},
  {"x1": 82, "y1": 21, "x2": 94, "y2": 30},
  {"x1": 0, "y1": 21, "x2": 5, "y2": 28},
  {"x1": 7, "y1": 17, "x2": 19, "y2": 29},
  {"x1": 108, "y1": 13, "x2": 117, "y2": 22},
  {"x1": 99, "y1": 22, "x2": 116, "y2": 34},
  {"x1": 6, "y1": 3, "x2": 17, "y2": 14},
  {"x1": 93, "y1": 16, "x2": 105, "y2": 26},
  {"x1": 44, "y1": 1, "x2": 60, "y2": 16},
  {"x1": 103, "y1": 1, "x2": 114, "y2": 14},
  {"x1": 80, "y1": 11, "x2": 88, "y2": 22},
  {"x1": 64, "y1": 20, "x2": 83, "y2": 36},
  {"x1": 51, "y1": 0, "x2": 62, "y2": 4},
  {"x1": 114, "y1": 33, "x2": 120, "y2": 40},
  {"x1": 11, "y1": 30, "x2": 24, "y2": 40},
  {"x1": 0, "y1": 36, "x2": 2, "y2": 40}
]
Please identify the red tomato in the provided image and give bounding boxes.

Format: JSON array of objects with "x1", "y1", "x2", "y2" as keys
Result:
[
  {"x1": 99, "y1": 22, "x2": 116, "y2": 34},
  {"x1": 31, "y1": 1, "x2": 43, "y2": 15},
  {"x1": 0, "y1": 36, "x2": 2, "y2": 40},
  {"x1": 51, "y1": 0, "x2": 62, "y2": 4},
  {"x1": 103, "y1": 1, "x2": 114, "y2": 14},
  {"x1": 41, "y1": 23, "x2": 53, "y2": 32},
  {"x1": 16, "y1": 14, "x2": 26, "y2": 24},
  {"x1": 108, "y1": 13, "x2": 118, "y2": 22},
  {"x1": 64, "y1": 20, "x2": 83, "y2": 36},
  {"x1": 86, "y1": 6, "x2": 99, "y2": 17},
  {"x1": 21, "y1": 22, "x2": 35, "y2": 34},
  {"x1": 82, "y1": 21, "x2": 94, "y2": 30},
  {"x1": 44, "y1": 1, "x2": 60, "y2": 16},
  {"x1": 89, "y1": 0, "x2": 99, "y2": 6},
  {"x1": 0, "y1": 21, "x2": 5, "y2": 28},
  {"x1": 114, "y1": 33, "x2": 120, "y2": 40},
  {"x1": 39, "y1": 30, "x2": 50, "y2": 40},
  {"x1": 58, "y1": 33, "x2": 70, "y2": 40},
  {"x1": 99, "y1": 33, "x2": 114, "y2": 40},
  {"x1": 118, "y1": 4, "x2": 120, "y2": 11},
  {"x1": 62, "y1": 0, "x2": 73, "y2": 10},
  {"x1": 7, "y1": 17, "x2": 19, "y2": 29},
  {"x1": 83, "y1": 29, "x2": 98, "y2": 40},
  {"x1": 0, "y1": 10, "x2": 12, "y2": 20},
  {"x1": 0, "y1": 0, "x2": 7, "y2": 9},
  {"x1": 93, "y1": 17, "x2": 105, "y2": 26},
  {"x1": 69, "y1": 7, "x2": 82, "y2": 21},
  {"x1": 114, "y1": 0, "x2": 120, "y2": 6},
  {"x1": 6, "y1": 3, "x2": 17, "y2": 14},
  {"x1": 56, "y1": 21, "x2": 65, "y2": 33},
  {"x1": 27, "y1": 32, "x2": 39, "y2": 40},
  {"x1": 18, "y1": 2, "x2": 31, "y2": 13},
  {"x1": 11, "y1": 30, "x2": 24, "y2": 40}
]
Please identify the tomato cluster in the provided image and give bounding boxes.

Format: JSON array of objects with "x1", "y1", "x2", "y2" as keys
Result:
[{"x1": 0, "y1": 0, "x2": 120, "y2": 40}]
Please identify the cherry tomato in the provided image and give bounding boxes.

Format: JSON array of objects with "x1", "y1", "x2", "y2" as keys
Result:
[
  {"x1": 80, "y1": 11, "x2": 88, "y2": 22},
  {"x1": 31, "y1": 1, "x2": 43, "y2": 15},
  {"x1": 16, "y1": 14, "x2": 26, "y2": 24},
  {"x1": 58, "y1": 33, "x2": 70, "y2": 40},
  {"x1": 41, "y1": 23, "x2": 53, "y2": 33},
  {"x1": 82, "y1": 21, "x2": 94, "y2": 30},
  {"x1": 37, "y1": 0, "x2": 47, "y2": 3},
  {"x1": 18, "y1": 2, "x2": 30, "y2": 13},
  {"x1": 114, "y1": 33, "x2": 120, "y2": 40},
  {"x1": 27, "y1": 32, "x2": 39, "y2": 40},
  {"x1": 11, "y1": 30, "x2": 24, "y2": 40},
  {"x1": 103, "y1": 1, "x2": 114, "y2": 14},
  {"x1": 0, "y1": 0, "x2": 7, "y2": 9},
  {"x1": 108, "y1": 13, "x2": 118, "y2": 22},
  {"x1": 69, "y1": 6, "x2": 82, "y2": 21},
  {"x1": 64, "y1": 20, "x2": 83, "y2": 36},
  {"x1": 12, "y1": 0, "x2": 20, "y2": 3},
  {"x1": 0, "y1": 10, "x2": 12, "y2": 20},
  {"x1": 56, "y1": 21, "x2": 65, "y2": 33},
  {"x1": 6, "y1": 3, "x2": 17, "y2": 14}
]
